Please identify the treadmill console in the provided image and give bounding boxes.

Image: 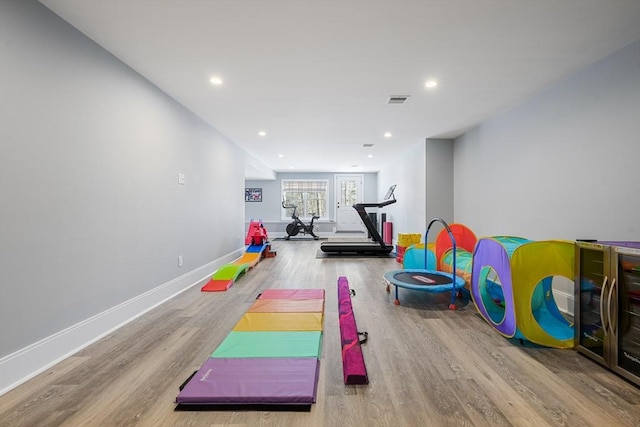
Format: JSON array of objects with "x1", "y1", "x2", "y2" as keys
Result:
[{"x1": 383, "y1": 184, "x2": 396, "y2": 201}]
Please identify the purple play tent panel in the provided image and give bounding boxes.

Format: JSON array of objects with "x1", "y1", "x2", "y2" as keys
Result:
[
  {"x1": 471, "y1": 238, "x2": 517, "y2": 337},
  {"x1": 176, "y1": 357, "x2": 320, "y2": 405},
  {"x1": 258, "y1": 289, "x2": 325, "y2": 300}
]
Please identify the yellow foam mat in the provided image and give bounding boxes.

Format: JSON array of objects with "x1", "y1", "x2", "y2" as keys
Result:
[
  {"x1": 248, "y1": 299, "x2": 325, "y2": 313},
  {"x1": 232, "y1": 312, "x2": 323, "y2": 331},
  {"x1": 233, "y1": 252, "x2": 261, "y2": 267}
]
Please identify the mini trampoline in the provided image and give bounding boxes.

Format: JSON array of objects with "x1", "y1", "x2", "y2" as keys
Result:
[
  {"x1": 384, "y1": 218, "x2": 467, "y2": 309},
  {"x1": 384, "y1": 269, "x2": 465, "y2": 307}
]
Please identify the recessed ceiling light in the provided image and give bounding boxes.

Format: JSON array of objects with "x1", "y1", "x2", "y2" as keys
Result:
[
  {"x1": 210, "y1": 76, "x2": 223, "y2": 85},
  {"x1": 384, "y1": 132, "x2": 392, "y2": 138},
  {"x1": 425, "y1": 80, "x2": 438, "y2": 88},
  {"x1": 278, "y1": 154, "x2": 284, "y2": 158},
  {"x1": 289, "y1": 166, "x2": 294, "y2": 169},
  {"x1": 258, "y1": 131, "x2": 266, "y2": 137},
  {"x1": 368, "y1": 154, "x2": 373, "y2": 158}
]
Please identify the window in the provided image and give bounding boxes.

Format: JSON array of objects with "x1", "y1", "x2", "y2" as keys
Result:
[{"x1": 282, "y1": 179, "x2": 328, "y2": 220}]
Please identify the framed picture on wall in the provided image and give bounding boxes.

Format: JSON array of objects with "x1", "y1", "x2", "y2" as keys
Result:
[{"x1": 245, "y1": 188, "x2": 262, "y2": 202}]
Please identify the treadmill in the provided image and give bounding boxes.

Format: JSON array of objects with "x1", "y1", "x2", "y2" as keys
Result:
[{"x1": 320, "y1": 185, "x2": 396, "y2": 255}]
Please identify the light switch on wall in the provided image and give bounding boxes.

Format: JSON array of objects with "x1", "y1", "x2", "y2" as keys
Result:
[{"x1": 178, "y1": 173, "x2": 185, "y2": 185}]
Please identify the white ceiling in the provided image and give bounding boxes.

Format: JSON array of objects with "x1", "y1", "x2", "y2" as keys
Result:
[{"x1": 40, "y1": 0, "x2": 640, "y2": 178}]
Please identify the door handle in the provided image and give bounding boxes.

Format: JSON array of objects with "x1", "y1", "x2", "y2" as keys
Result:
[
  {"x1": 600, "y1": 276, "x2": 609, "y2": 333},
  {"x1": 607, "y1": 278, "x2": 617, "y2": 336}
]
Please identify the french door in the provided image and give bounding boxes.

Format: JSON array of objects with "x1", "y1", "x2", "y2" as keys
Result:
[{"x1": 335, "y1": 174, "x2": 364, "y2": 232}]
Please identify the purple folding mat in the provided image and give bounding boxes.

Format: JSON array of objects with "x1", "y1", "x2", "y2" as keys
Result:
[
  {"x1": 337, "y1": 276, "x2": 369, "y2": 385},
  {"x1": 176, "y1": 357, "x2": 320, "y2": 406}
]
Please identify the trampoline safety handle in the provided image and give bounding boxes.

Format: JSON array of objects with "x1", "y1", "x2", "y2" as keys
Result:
[{"x1": 424, "y1": 218, "x2": 458, "y2": 307}]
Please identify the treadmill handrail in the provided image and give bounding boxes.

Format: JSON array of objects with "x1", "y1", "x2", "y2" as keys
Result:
[
  {"x1": 354, "y1": 198, "x2": 397, "y2": 209},
  {"x1": 353, "y1": 200, "x2": 396, "y2": 248}
]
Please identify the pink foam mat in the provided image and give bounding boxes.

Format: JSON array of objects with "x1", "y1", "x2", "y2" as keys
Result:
[{"x1": 258, "y1": 289, "x2": 325, "y2": 300}]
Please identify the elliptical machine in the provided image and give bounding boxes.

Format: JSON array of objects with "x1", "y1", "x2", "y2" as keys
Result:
[{"x1": 282, "y1": 200, "x2": 319, "y2": 240}]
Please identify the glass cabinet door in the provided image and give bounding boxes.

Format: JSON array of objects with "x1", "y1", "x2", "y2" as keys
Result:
[
  {"x1": 614, "y1": 250, "x2": 640, "y2": 381},
  {"x1": 576, "y1": 244, "x2": 609, "y2": 360}
]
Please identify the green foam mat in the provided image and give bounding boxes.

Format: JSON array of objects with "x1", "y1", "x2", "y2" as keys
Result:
[
  {"x1": 212, "y1": 263, "x2": 249, "y2": 280},
  {"x1": 211, "y1": 331, "x2": 323, "y2": 358}
]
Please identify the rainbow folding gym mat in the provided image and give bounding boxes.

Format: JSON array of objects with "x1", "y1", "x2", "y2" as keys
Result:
[{"x1": 175, "y1": 288, "x2": 325, "y2": 410}]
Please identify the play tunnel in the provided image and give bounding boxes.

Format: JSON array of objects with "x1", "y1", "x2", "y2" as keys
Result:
[
  {"x1": 437, "y1": 223, "x2": 477, "y2": 287},
  {"x1": 471, "y1": 237, "x2": 574, "y2": 349},
  {"x1": 400, "y1": 224, "x2": 476, "y2": 287}
]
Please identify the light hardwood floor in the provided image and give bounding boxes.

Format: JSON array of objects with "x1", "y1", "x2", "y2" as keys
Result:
[{"x1": 1, "y1": 239, "x2": 639, "y2": 427}]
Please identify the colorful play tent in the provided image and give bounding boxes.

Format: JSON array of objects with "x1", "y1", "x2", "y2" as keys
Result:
[
  {"x1": 400, "y1": 224, "x2": 476, "y2": 286},
  {"x1": 471, "y1": 237, "x2": 574, "y2": 349},
  {"x1": 437, "y1": 223, "x2": 477, "y2": 287},
  {"x1": 402, "y1": 244, "x2": 436, "y2": 269}
]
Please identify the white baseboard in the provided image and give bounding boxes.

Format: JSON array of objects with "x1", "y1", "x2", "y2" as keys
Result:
[{"x1": 0, "y1": 248, "x2": 244, "y2": 396}]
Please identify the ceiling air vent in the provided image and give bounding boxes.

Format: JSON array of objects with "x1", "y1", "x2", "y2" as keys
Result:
[
  {"x1": 388, "y1": 95, "x2": 410, "y2": 104},
  {"x1": 362, "y1": 144, "x2": 375, "y2": 148}
]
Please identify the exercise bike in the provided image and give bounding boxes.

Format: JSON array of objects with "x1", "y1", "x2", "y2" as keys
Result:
[{"x1": 282, "y1": 200, "x2": 320, "y2": 240}]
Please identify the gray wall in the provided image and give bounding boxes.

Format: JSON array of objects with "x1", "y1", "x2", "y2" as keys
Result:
[
  {"x1": 0, "y1": 0, "x2": 244, "y2": 369},
  {"x1": 377, "y1": 139, "x2": 454, "y2": 244},
  {"x1": 425, "y1": 139, "x2": 454, "y2": 238},
  {"x1": 245, "y1": 172, "x2": 378, "y2": 237},
  {"x1": 378, "y1": 140, "x2": 429, "y2": 242},
  {"x1": 454, "y1": 40, "x2": 640, "y2": 241}
]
